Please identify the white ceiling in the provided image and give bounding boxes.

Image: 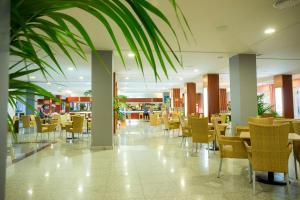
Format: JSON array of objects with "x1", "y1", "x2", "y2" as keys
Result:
[{"x1": 16, "y1": 0, "x2": 300, "y2": 97}]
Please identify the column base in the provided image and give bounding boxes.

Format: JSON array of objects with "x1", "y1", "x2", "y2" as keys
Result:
[{"x1": 90, "y1": 146, "x2": 113, "y2": 150}]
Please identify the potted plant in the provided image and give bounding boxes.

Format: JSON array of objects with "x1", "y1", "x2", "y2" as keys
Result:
[{"x1": 114, "y1": 95, "x2": 128, "y2": 127}]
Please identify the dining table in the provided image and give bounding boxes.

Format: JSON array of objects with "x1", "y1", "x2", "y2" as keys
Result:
[{"x1": 240, "y1": 131, "x2": 300, "y2": 185}]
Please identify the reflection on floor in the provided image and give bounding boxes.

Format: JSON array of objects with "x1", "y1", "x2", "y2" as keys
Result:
[{"x1": 6, "y1": 120, "x2": 300, "y2": 200}]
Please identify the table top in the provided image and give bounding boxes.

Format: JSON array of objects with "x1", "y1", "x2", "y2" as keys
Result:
[{"x1": 240, "y1": 131, "x2": 300, "y2": 141}]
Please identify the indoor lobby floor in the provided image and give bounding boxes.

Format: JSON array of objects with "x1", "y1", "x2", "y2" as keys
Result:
[{"x1": 5, "y1": 120, "x2": 300, "y2": 200}]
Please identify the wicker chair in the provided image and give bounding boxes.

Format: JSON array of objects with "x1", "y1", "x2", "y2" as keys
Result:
[
  {"x1": 248, "y1": 117, "x2": 274, "y2": 125},
  {"x1": 292, "y1": 121, "x2": 300, "y2": 179},
  {"x1": 190, "y1": 117, "x2": 215, "y2": 153},
  {"x1": 21, "y1": 115, "x2": 32, "y2": 133},
  {"x1": 162, "y1": 113, "x2": 180, "y2": 136},
  {"x1": 216, "y1": 123, "x2": 247, "y2": 177},
  {"x1": 35, "y1": 116, "x2": 57, "y2": 141},
  {"x1": 179, "y1": 115, "x2": 191, "y2": 146},
  {"x1": 66, "y1": 115, "x2": 84, "y2": 139},
  {"x1": 150, "y1": 113, "x2": 161, "y2": 126},
  {"x1": 245, "y1": 122, "x2": 292, "y2": 194},
  {"x1": 274, "y1": 118, "x2": 295, "y2": 133}
]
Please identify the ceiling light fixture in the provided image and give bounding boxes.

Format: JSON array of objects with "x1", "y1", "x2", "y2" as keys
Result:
[
  {"x1": 68, "y1": 67, "x2": 74, "y2": 71},
  {"x1": 179, "y1": 77, "x2": 183, "y2": 81},
  {"x1": 79, "y1": 76, "x2": 84, "y2": 80},
  {"x1": 47, "y1": 82, "x2": 51, "y2": 85},
  {"x1": 125, "y1": 77, "x2": 129, "y2": 80},
  {"x1": 30, "y1": 76, "x2": 36, "y2": 79},
  {"x1": 128, "y1": 52, "x2": 135, "y2": 58},
  {"x1": 193, "y1": 69, "x2": 199, "y2": 73},
  {"x1": 264, "y1": 28, "x2": 276, "y2": 35}
]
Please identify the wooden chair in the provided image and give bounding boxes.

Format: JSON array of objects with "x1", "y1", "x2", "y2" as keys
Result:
[
  {"x1": 189, "y1": 117, "x2": 215, "y2": 153},
  {"x1": 179, "y1": 115, "x2": 191, "y2": 146},
  {"x1": 216, "y1": 123, "x2": 247, "y2": 177},
  {"x1": 292, "y1": 121, "x2": 300, "y2": 179},
  {"x1": 66, "y1": 115, "x2": 84, "y2": 139},
  {"x1": 35, "y1": 116, "x2": 57, "y2": 141},
  {"x1": 245, "y1": 122, "x2": 292, "y2": 194}
]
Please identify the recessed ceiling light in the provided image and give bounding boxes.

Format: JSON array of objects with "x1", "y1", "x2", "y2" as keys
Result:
[
  {"x1": 128, "y1": 52, "x2": 135, "y2": 58},
  {"x1": 264, "y1": 28, "x2": 276, "y2": 35},
  {"x1": 68, "y1": 67, "x2": 74, "y2": 71},
  {"x1": 193, "y1": 69, "x2": 199, "y2": 73},
  {"x1": 125, "y1": 77, "x2": 129, "y2": 80},
  {"x1": 30, "y1": 76, "x2": 36, "y2": 79},
  {"x1": 58, "y1": 86, "x2": 61, "y2": 89},
  {"x1": 47, "y1": 82, "x2": 51, "y2": 85},
  {"x1": 65, "y1": 90, "x2": 72, "y2": 94},
  {"x1": 179, "y1": 77, "x2": 183, "y2": 81},
  {"x1": 79, "y1": 76, "x2": 84, "y2": 80}
]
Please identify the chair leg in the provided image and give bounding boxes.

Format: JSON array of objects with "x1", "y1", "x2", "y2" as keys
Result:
[
  {"x1": 207, "y1": 143, "x2": 209, "y2": 154},
  {"x1": 249, "y1": 161, "x2": 253, "y2": 183},
  {"x1": 213, "y1": 142, "x2": 215, "y2": 153},
  {"x1": 294, "y1": 154, "x2": 298, "y2": 180},
  {"x1": 284, "y1": 173, "x2": 289, "y2": 185},
  {"x1": 252, "y1": 171, "x2": 256, "y2": 195},
  {"x1": 217, "y1": 158, "x2": 223, "y2": 178}
]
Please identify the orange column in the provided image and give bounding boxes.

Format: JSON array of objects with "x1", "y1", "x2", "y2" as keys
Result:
[
  {"x1": 184, "y1": 82, "x2": 196, "y2": 116},
  {"x1": 171, "y1": 88, "x2": 181, "y2": 108},
  {"x1": 274, "y1": 75, "x2": 294, "y2": 118},
  {"x1": 219, "y1": 89, "x2": 227, "y2": 113},
  {"x1": 196, "y1": 93, "x2": 203, "y2": 113},
  {"x1": 203, "y1": 74, "x2": 220, "y2": 120}
]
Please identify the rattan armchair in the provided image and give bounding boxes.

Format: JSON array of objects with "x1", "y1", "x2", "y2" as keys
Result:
[
  {"x1": 179, "y1": 115, "x2": 191, "y2": 146},
  {"x1": 216, "y1": 123, "x2": 247, "y2": 178},
  {"x1": 162, "y1": 113, "x2": 180, "y2": 136},
  {"x1": 190, "y1": 117, "x2": 215, "y2": 153},
  {"x1": 66, "y1": 115, "x2": 84, "y2": 139},
  {"x1": 245, "y1": 122, "x2": 292, "y2": 194},
  {"x1": 35, "y1": 116, "x2": 57, "y2": 141},
  {"x1": 292, "y1": 121, "x2": 300, "y2": 179},
  {"x1": 150, "y1": 113, "x2": 161, "y2": 126}
]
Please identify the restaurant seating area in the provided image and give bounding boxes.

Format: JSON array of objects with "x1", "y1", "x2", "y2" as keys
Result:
[{"x1": 2, "y1": 1, "x2": 300, "y2": 199}]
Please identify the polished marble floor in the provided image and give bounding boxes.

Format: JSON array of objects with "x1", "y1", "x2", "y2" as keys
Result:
[{"x1": 5, "y1": 120, "x2": 300, "y2": 200}]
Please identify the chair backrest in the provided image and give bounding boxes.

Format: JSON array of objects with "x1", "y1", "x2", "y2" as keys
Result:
[
  {"x1": 162, "y1": 114, "x2": 169, "y2": 129},
  {"x1": 72, "y1": 115, "x2": 84, "y2": 133},
  {"x1": 293, "y1": 121, "x2": 300, "y2": 134},
  {"x1": 21, "y1": 115, "x2": 31, "y2": 128},
  {"x1": 35, "y1": 116, "x2": 43, "y2": 132},
  {"x1": 52, "y1": 114, "x2": 61, "y2": 124},
  {"x1": 249, "y1": 122, "x2": 290, "y2": 172},
  {"x1": 293, "y1": 121, "x2": 300, "y2": 162},
  {"x1": 219, "y1": 115, "x2": 227, "y2": 124},
  {"x1": 274, "y1": 118, "x2": 294, "y2": 133},
  {"x1": 190, "y1": 117, "x2": 209, "y2": 142},
  {"x1": 248, "y1": 117, "x2": 274, "y2": 125}
]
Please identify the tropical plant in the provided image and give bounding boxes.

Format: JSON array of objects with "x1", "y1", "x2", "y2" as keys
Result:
[
  {"x1": 84, "y1": 90, "x2": 92, "y2": 97},
  {"x1": 114, "y1": 95, "x2": 128, "y2": 121},
  {"x1": 257, "y1": 94, "x2": 277, "y2": 116},
  {"x1": 9, "y1": 0, "x2": 191, "y2": 142}
]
